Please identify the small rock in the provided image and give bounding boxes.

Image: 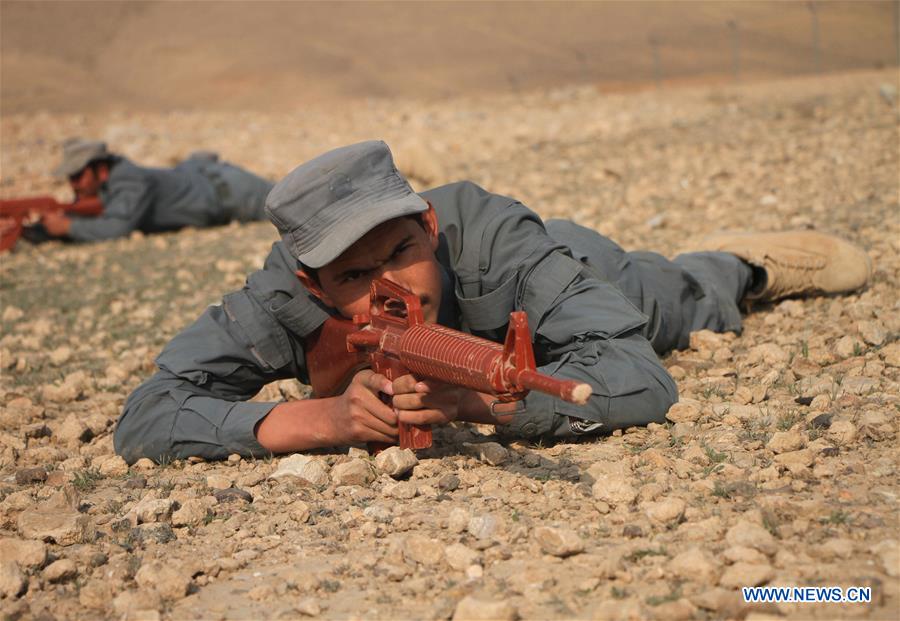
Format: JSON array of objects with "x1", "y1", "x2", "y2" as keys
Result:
[
  {"x1": 205, "y1": 474, "x2": 233, "y2": 490},
  {"x1": 725, "y1": 520, "x2": 777, "y2": 555},
  {"x1": 295, "y1": 597, "x2": 322, "y2": 616},
  {"x1": 724, "y1": 546, "x2": 768, "y2": 565},
  {"x1": 213, "y1": 487, "x2": 253, "y2": 504},
  {"x1": 453, "y1": 595, "x2": 516, "y2": 621},
  {"x1": 651, "y1": 599, "x2": 696, "y2": 621},
  {"x1": 56, "y1": 415, "x2": 93, "y2": 444},
  {"x1": 445, "y1": 543, "x2": 479, "y2": 571},
  {"x1": 438, "y1": 474, "x2": 460, "y2": 491},
  {"x1": 819, "y1": 538, "x2": 854, "y2": 560},
  {"x1": 448, "y1": 508, "x2": 470, "y2": 533},
  {"x1": 135, "y1": 561, "x2": 191, "y2": 601},
  {"x1": 125, "y1": 476, "x2": 148, "y2": 490},
  {"x1": 463, "y1": 442, "x2": 509, "y2": 466},
  {"x1": 332, "y1": 459, "x2": 375, "y2": 486},
  {"x1": 766, "y1": 431, "x2": 805, "y2": 454},
  {"x1": 623, "y1": 525, "x2": 643, "y2": 538},
  {"x1": 15, "y1": 467, "x2": 47, "y2": 485},
  {"x1": 534, "y1": 526, "x2": 585, "y2": 557},
  {"x1": 171, "y1": 498, "x2": 213, "y2": 527},
  {"x1": 870, "y1": 540, "x2": 898, "y2": 577},
  {"x1": 0, "y1": 538, "x2": 47, "y2": 569},
  {"x1": 467, "y1": 514, "x2": 498, "y2": 540},
  {"x1": 269, "y1": 454, "x2": 330, "y2": 486},
  {"x1": 857, "y1": 320, "x2": 886, "y2": 346},
  {"x1": 129, "y1": 497, "x2": 175, "y2": 525},
  {"x1": 774, "y1": 448, "x2": 815, "y2": 475},
  {"x1": 49, "y1": 346, "x2": 73, "y2": 366},
  {"x1": 383, "y1": 481, "x2": 417, "y2": 499},
  {"x1": 43, "y1": 558, "x2": 78, "y2": 583},
  {"x1": 719, "y1": 562, "x2": 774, "y2": 588},
  {"x1": 826, "y1": 420, "x2": 857, "y2": 446},
  {"x1": 592, "y1": 473, "x2": 637, "y2": 507},
  {"x1": 644, "y1": 497, "x2": 686, "y2": 525},
  {"x1": 132, "y1": 458, "x2": 157, "y2": 471},
  {"x1": 79, "y1": 578, "x2": 114, "y2": 609},
  {"x1": 290, "y1": 501, "x2": 311, "y2": 523},
  {"x1": 0, "y1": 560, "x2": 26, "y2": 599},
  {"x1": 666, "y1": 399, "x2": 702, "y2": 423},
  {"x1": 834, "y1": 335, "x2": 863, "y2": 359},
  {"x1": 374, "y1": 446, "x2": 418, "y2": 478},
  {"x1": 405, "y1": 534, "x2": 445, "y2": 565},
  {"x1": 668, "y1": 547, "x2": 720, "y2": 584},
  {"x1": 97, "y1": 455, "x2": 129, "y2": 477},
  {"x1": 2, "y1": 306, "x2": 24, "y2": 322}
]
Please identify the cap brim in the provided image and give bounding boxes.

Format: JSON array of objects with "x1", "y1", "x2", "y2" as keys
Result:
[
  {"x1": 294, "y1": 193, "x2": 428, "y2": 268},
  {"x1": 52, "y1": 155, "x2": 93, "y2": 179}
]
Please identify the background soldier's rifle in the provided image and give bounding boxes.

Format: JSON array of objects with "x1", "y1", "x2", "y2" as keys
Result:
[
  {"x1": 306, "y1": 278, "x2": 592, "y2": 451},
  {"x1": 0, "y1": 196, "x2": 103, "y2": 251}
]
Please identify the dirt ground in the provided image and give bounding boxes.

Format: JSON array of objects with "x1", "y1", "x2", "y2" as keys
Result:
[{"x1": 0, "y1": 68, "x2": 899, "y2": 620}]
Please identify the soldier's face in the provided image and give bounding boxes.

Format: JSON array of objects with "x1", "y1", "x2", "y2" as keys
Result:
[
  {"x1": 297, "y1": 205, "x2": 443, "y2": 323},
  {"x1": 69, "y1": 165, "x2": 104, "y2": 199}
]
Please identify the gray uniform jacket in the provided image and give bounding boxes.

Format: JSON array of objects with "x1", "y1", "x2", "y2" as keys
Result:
[
  {"x1": 116, "y1": 181, "x2": 677, "y2": 463},
  {"x1": 68, "y1": 157, "x2": 272, "y2": 242}
]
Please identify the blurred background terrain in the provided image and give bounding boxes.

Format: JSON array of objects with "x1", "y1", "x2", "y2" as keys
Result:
[{"x1": 2, "y1": 0, "x2": 897, "y2": 113}]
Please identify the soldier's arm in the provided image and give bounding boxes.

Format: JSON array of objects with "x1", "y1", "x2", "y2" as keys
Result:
[
  {"x1": 473, "y1": 200, "x2": 677, "y2": 438},
  {"x1": 68, "y1": 171, "x2": 154, "y2": 241}
]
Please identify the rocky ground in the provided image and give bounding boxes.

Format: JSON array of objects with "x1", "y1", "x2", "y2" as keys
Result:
[{"x1": 0, "y1": 69, "x2": 898, "y2": 620}]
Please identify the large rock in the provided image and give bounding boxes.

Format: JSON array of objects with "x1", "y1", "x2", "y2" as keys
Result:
[
  {"x1": 668, "y1": 547, "x2": 720, "y2": 584},
  {"x1": 17, "y1": 508, "x2": 92, "y2": 546},
  {"x1": 171, "y1": 498, "x2": 215, "y2": 527},
  {"x1": 453, "y1": 595, "x2": 516, "y2": 621},
  {"x1": 135, "y1": 561, "x2": 191, "y2": 601},
  {"x1": 269, "y1": 454, "x2": 330, "y2": 486},
  {"x1": 374, "y1": 447, "x2": 418, "y2": 478},
  {"x1": 719, "y1": 562, "x2": 774, "y2": 588},
  {"x1": 534, "y1": 526, "x2": 585, "y2": 557},
  {"x1": 826, "y1": 420, "x2": 858, "y2": 446},
  {"x1": 644, "y1": 497, "x2": 686, "y2": 525},
  {"x1": 0, "y1": 561, "x2": 26, "y2": 599},
  {"x1": 331, "y1": 459, "x2": 375, "y2": 486},
  {"x1": 725, "y1": 521, "x2": 777, "y2": 556},
  {"x1": 666, "y1": 399, "x2": 702, "y2": 423},
  {"x1": 766, "y1": 431, "x2": 805, "y2": 454},
  {"x1": 444, "y1": 543, "x2": 479, "y2": 571},
  {"x1": 43, "y1": 558, "x2": 78, "y2": 583},
  {"x1": 404, "y1": 534, "x2": 445, "y2": 566},
  {"x1": 0, "y1": 538, "x2": 47, "y2": 569},
  {"x1": 96, "y1": 455, "x2": 129, "y2": 477}
]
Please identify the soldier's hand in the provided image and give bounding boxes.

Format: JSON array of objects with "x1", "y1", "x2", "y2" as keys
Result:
[
  {"x1": 391, "y1": 374, "x2": 462, "y2": 426},
  {"x1": 332, "y1": 369, "x2": 399, "y2": 444},
  {"x1": 40, "y1": 211, "x2": 71, "y2": 237}
]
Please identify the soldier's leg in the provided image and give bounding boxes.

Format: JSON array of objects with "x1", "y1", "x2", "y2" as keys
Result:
[
  {"x1": 544, "y1": 219, "x2": 753, "y2": 354},
  {"x1": 215, "y1": 163, "x2": 274, "y2": 222}
]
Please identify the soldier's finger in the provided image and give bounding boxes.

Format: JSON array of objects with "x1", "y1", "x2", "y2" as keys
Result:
[
  {"x1": 391, "y1": 393, "x2": 425, "y2": 411},
  {"x1": 358, "y1": 390, "x2": 399, "y2": 426},
  {"x1": 396, "y1": 408, "x2": 452, "y2": 426},
  {"x1": 359, "y1": 370, "x2": 393, "y2": 395},
  {"x1": 392, "y1": 374, "x2": 419, "y2": 394}
]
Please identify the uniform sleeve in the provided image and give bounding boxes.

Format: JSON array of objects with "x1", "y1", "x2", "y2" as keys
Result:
[
  {"x1": 472, "y1": 205, "x2": 678, "y2": 438},
  {"x1": 67, "y1": 170, "x2": 154, "y2": 241},
  {"x1": 115, "y1": 291, "x2": 302, "y2": 464}
]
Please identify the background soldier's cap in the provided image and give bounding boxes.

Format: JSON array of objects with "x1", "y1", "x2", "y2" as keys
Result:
[
  {"x1": 265, "y1": 140, "x2": 428, "y2": 268},
  {"x1": 53, "y1": 138, "x2": 110, "y2": 178}
]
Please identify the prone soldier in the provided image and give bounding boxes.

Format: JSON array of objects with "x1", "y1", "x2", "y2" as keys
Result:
[{"x1": 114, "y1": 141, "x2": 871, "y2": 463}]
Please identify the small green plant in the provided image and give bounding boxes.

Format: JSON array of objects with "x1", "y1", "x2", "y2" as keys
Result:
[
  {"x1": 800, "y1": 339, "x2": 809, "y2": 358},
  {"x1": 776, "y1": 411, "x2": 800, "y2": 431},
  {"x1": 646, "y1": 587, "x2": 682, "y2": 607},
  {"x1": 703, "y1": 444, "x2": 729, "y2": 464},
  {"x1": 626, "y1": 547, "x2": 668, "y2": 563},
  {"x1": 72, "y1": 468, "x2": 103, "y2": 492},
  {"x1": 820, "y1": 510, "x2": 851, "y2": 525},
  {"x1": 853, "y1": 342, "x2": 863, "y2": 357},
  {"x1": 610, "y1": 586, "x2": 629, "y2": 599}
]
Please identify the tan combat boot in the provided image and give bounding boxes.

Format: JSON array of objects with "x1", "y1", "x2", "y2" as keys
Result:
[{"x1": 697, "y1": 230, "x2": 872, "y2": 302}]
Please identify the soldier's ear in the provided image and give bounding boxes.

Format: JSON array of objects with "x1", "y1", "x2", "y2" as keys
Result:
[
  {"x1": 422, "y1": 202, "x2": 439, "y2": 252},
  {"x1": 295, "y1": 269, "x2": 335, "y2": 307}
]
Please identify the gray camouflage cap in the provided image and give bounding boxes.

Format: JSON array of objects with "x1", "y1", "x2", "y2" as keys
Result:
[
  {"x1": 265, "y1": 141, "x2": 428, "y2": 268},
  {"x1": 53, "y1": 138, "x2": 110, "y2": 178}
]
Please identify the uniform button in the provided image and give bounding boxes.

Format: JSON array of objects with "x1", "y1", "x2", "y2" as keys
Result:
[{"x1": 522, "y1": 422, "x2": 537, "y2": 435}]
